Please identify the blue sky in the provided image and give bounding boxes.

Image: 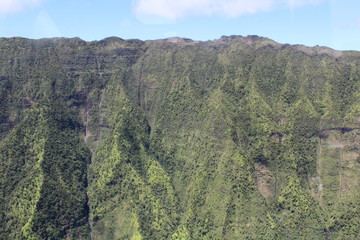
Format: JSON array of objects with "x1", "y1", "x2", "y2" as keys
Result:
[{"x1": 0, "y1": 0, "x2": 359, "y2": 50}]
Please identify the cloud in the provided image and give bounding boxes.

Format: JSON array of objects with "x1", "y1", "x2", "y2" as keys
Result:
[
  {"x1": 34, "y1": 10, "x2": 61, "y2": 38},
  {"x1": 0, "y1": 0, "x2": 42, "y2": 14},
  {"x1": 133, "y1": 0, "x2": 328, "y2": 23}
]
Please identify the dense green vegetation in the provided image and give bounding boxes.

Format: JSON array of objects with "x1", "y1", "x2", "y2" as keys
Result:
[
  {"x1": 0, "y1": 35, "x2": 359, "y2": 239},
  {"x1": 0, "y1": 88, "x2": 90, "y2": 239}
]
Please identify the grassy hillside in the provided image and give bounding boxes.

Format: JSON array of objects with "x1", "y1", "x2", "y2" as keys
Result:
[{"x1": 0, "y1": 35, "x2": 359, "y2": 239}]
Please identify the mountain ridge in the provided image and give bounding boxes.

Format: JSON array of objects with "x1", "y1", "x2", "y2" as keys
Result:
[
  {"x1": 0, "y1": 35, "x2": 359, "y2": 239},
  {"x1": 3, "y1": 34, "x2": 359, "y2": 53}
]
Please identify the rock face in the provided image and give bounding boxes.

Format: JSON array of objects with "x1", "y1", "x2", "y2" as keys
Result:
[{"x1": 0, "y1": 36, "x2": 359, "y2": 239}]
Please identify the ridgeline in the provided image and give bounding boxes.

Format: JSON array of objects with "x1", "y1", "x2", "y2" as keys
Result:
[{"x1": 0, "y1": 35, "x2": 359, "y2": 239}]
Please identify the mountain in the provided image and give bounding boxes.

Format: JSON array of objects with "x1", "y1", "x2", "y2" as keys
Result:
[{"x1": 0, "y1": 35, "x2": 359, "y2": 239}]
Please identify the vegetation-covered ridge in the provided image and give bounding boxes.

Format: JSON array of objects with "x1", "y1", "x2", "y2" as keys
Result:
[{"x1": 0, "y1": 35, "x2": 359, "y2": 239}]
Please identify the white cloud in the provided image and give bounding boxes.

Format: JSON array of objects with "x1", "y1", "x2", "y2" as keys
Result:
[
  {"x1": 0, "y1": 0, "x2": 42, "y2": 14},
  {"x1": 34, "y1": 10, "x2": 61, "y2": 38},
  {"x1": 133, "y1": 0, "x2": 328, "y2": 23}
]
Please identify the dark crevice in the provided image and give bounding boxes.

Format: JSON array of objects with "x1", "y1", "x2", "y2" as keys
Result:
[{"x1": 85, "y1": 149, "x2": 94, "y2": 240}]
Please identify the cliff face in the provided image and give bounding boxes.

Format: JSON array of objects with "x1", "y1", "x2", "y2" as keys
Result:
[{"x1": 0, "y1": 36, "x2": 359, "y2": 239}]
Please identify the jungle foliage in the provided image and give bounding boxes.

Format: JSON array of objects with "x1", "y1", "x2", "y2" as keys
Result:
[{"x1": 0, "y1": 35, "x2": 359, "y2": 239}]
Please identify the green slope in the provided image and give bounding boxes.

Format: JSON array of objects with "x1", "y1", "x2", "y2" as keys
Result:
[
  {"x1": 0, "y1": 89, "x2": 90, "y2": 239},
  {"x1": 0, "y1": 35, "x2": 359, "y2": 239}
]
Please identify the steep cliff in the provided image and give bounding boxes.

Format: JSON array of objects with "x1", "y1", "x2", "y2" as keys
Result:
[{"x1": 0, "y1": 35, "x2": 359, "y2": 239}]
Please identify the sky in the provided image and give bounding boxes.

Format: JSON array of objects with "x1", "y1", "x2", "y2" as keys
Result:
[{"x1": 0, "y1": 0, "x2": 359, "y2": 50}]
